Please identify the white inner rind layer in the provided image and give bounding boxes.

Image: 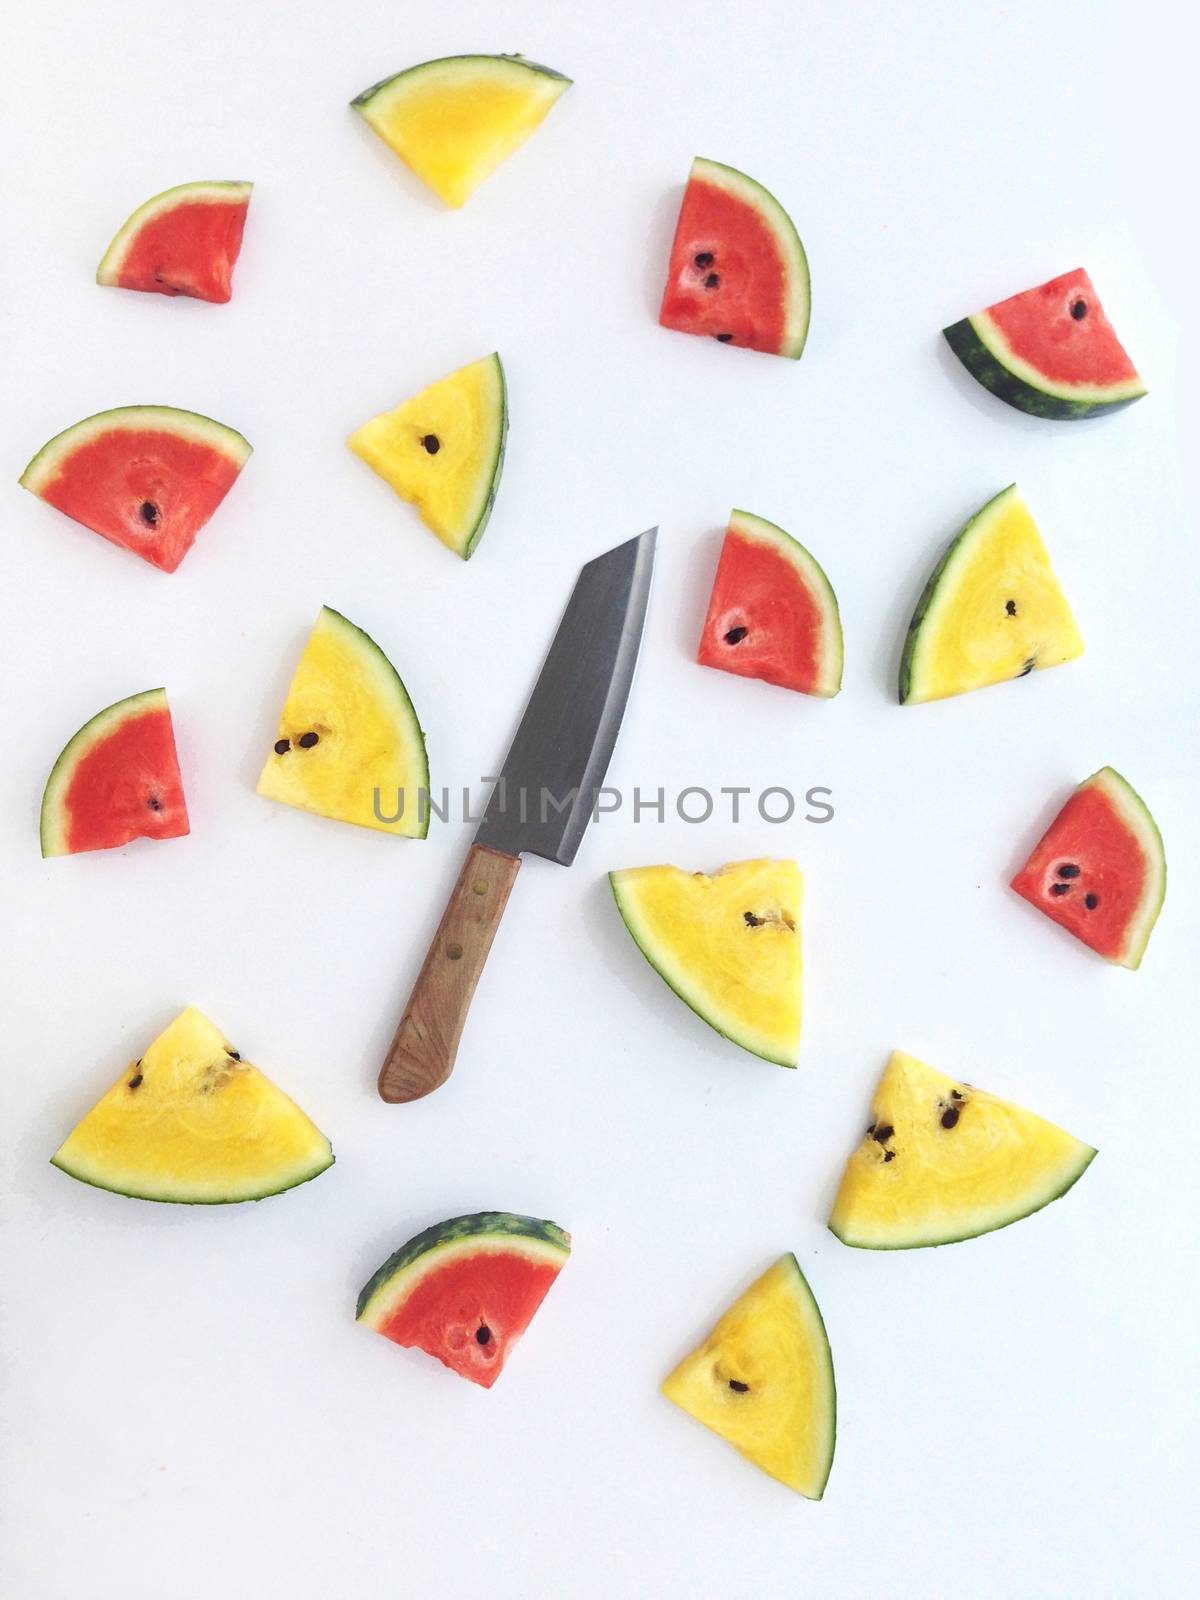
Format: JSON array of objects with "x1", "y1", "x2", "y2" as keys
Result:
[
  {"x1": 691, "y1": 157, "x2": 811, "y2": 360},
  {"x1": 40, "y1": 688, "x2": 168, "y2": 857},
  {"x1": 96, "y1": 181, "x2": 253, "y2": 284},
  {"x1": 1085, "y1": 767, "x2": 1167, "y2": 968},
  {"x1": 728, "y1": 508, "x2": 843, "y2": 695},
  {"x1": 19, "y1": 405, "x2": 252, "y2": 495},
  {"x1": 969, "y1": 310, "x2": 1148, "y2": 404},
  {"x1": 357, "y1": 1233, "x2": 569, "y2": 1330}
]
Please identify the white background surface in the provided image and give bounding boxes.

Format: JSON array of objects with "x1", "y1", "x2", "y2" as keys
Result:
[{"x1": 2, "y1": 3, "x2": 1196, "y2": 1596}]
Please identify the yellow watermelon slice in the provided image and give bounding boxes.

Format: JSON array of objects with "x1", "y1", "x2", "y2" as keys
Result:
[
  {"x1": 609, "y1": 860, "x2": 802, "y2": 1066},
  {"x1": 662, "y1": 1255, "x2": 835, "y2": 1499},
  {"x1": 257, "y1": 606, "x2": 428, "y2": 837},
  {"x1": 51, "y1": 1008, "x2": 333, "y2": 1204},
  {"x1": 828, "y1": 1050, "x2": 1096, "y2": 1249},
  {"x1": 351, "y1": 55, "x2": 571, "y2": 208}
]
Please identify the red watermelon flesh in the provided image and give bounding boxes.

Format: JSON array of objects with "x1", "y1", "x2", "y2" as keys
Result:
[
  {"x1": 41, "y1": 689, "x2": 189, "y2": 857},
  {"x1": 20, "y1": 407, "x2": 251, "y2": 572},
  {"x1": 659, "y1": 158, "x2": 810, "y2": 358},
  {"x1": 982, "y1": 269, "x2": 1140, "y2": 388},
  {"x1": 116, "y1": 199, "x2": 247, "y2": 302},
  {"x1": 1010, "y1": 767, "x2": 1165, "y2": 970},
  {"x1": 375, "y1": 1249, "x2": 563, "y2": 1389},
  {"x1": 697, "y1": 510, "x2": 843, "y2": 696}
]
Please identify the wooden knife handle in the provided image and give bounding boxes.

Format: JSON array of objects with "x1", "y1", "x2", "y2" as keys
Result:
[{"x1": 378, "y1": 843, "x2": 521, "y2": 1103}]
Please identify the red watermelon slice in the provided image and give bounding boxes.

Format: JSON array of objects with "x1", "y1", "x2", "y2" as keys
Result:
[
  {"x1": 19, "y1": 405, "x2": 251, "y2": 572},
  {"x1": 96, "y1": 181, "x2": 252, "y2": 303},
  {"x1": 697, "y1": 510, "x2": 843, "y2": 697},
  {"x1": 356, "y1": 1213, "x2": 570, "y2": 1389},
  {"x1": 1011, "y1": 767, "x2": 1165, "y2": 969},
  {"x1": 943, "y1": 269, "x2": 1146, "y2": 419},
  {"x1": 41, "y1": 689, "x2": 190, "y2": 858},
  {"x1": 659, "y1": 158, "x2": 810, "y2": 359}
]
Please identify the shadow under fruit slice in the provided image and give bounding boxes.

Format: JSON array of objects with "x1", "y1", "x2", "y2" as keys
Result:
[
  {"x1": 41, "y1": 688, "x2": 189, "y2": 857},
  {"x1": 51, "y1": 1007, "x2": 334, "y2": 1203},
  {"x1": 1011, "y1": 766, "x2": 1165, "y2": 970},
  {"x1": 257, "y1": 606, "x2": 428, "y2": 837},
  {"x1": 356, "y1": 1213, "x2": 571, "y2": 1388},
  {"x1": 609, "y1": 860, "x2": 803, "y2": 1066},
  {"x1": 943, "y1": 268, "x2": 1146, "y2": 420},
  {"x1": 828, "y1": 1050, "x2": 1096, "y2": 1250},
  {"x1": 697, "y1": 510, "x2": 842, "y2": 696},
  {"x1": 96, "y1": 180, "x2": 253, "y2": 303},
  {"x1": 662, "y1": 1255, "x2": 835, "y2": 1499},
  {"x1": 899, "y1": 484, "x2": 1083, "y2": 704},
  {"x1": 19, "y1": 405, "x2": 252, "y2": 572},
  {"x1": 348, "y1": 354, "x2": 507, "y2": 559},
  {"x1": 659, "y1": 158, "x2": 810, "y2": 359},
  {"x1": 351, "y1": 55, "x2": 571, "y2": 208}
]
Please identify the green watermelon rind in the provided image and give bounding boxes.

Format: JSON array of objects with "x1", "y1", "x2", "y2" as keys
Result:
[
  {"x1": 96, "y1": 181, "x2": 254, "y2": 287},
  {"x1": 351, "y1": 53, "x2": 572, "y2": 113},
  {"x1": 690, "y1": 157, "x2": 811, "y2": 360},
  {"x1": 726, "y1": 509, "x2": 843, "y2": 696},
  {"x1": 49, "y1": 1145, "x2": 335, "y2": 1206},
  {"x1": 356, "y1": 1212, "x2": 571, "y2": 1326},
  {"x1": 779, "y1": 1253, "x2": 837, "y2": 1499},
  {"x1": 19, "y1": 405, "x2": 253, "y2": 498},
  {"x1": 1032, "y1": 766, "x2": 1167, "y2": 972},
  {"x1": 40, "y1": 687, "x2": 173, "y2": 859},
  {"x1": 828, "y1": 1145, "x2": 1097, "y2": 1251},
  {"x1": 942, "y1": 314, "x2": 1147, "y2": 420},
  {"x1": 461, "y1": 353, "x2": 508, "y2": 560},
  {"x1": 608, "y1": 868, "x2": 799, "y2": 1068}
]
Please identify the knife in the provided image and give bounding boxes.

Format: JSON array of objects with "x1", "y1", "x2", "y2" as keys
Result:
[{"x1": 378, "y1": 526, "x2": 657, "y2": 1103}]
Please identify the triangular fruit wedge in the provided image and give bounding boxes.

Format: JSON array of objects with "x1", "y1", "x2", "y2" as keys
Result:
[
  {"x1": 610, "y1": 860, "x2": 802, "y2": 1066},
  {"x1": 351, "y1": 55, "x2": 571, "y2": 208},
  {"x1": 659, "y1": 158, "x2": 810, "y2": 359},
  {"x1": 943, "y1": 268, "x2": 1146, "y2": 420},
  {"x1": 19, "y1": 404, "x2": 251, "y2": 572},
  {"x1": 51, "y1": 1007, "x2": 334, "y2": 1203},
  {"x1": 41, "y1": 688, "x2": 189, "y2": 858},
  {"x1": 96, "y1": 181, "x2": 252, "y2": 303},
  {"x1": 662, "y1": 1255, "x2": 835, "y2": 1499},
  {"x1": 357, "y1": 1213, "x2": 571, "y2": 1388},
  {"x1": 348, "y1": 355, "x2": 507, "y2": 559},
  {"x1": 1011, "y1": 766, "x2": 1165, "y2": 969},
  {"x1": 899, "y1": 484, "x2": 1083, "y2": 704},
  {"x1": 697, "y1": 510, "x2": 842, "y2": 696},
  {"x1": 257, "y1": 606, "x2": 428, "y2": 837},
  {"x1": 828, "y1": 1050, "x2": 1096, "y2": 1249}
]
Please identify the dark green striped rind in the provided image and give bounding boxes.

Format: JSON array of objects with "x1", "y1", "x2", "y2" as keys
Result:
[
  {"x1": 942, "y1": 319, "x2": 1144, "y2": 420},
  {"x1": 351, "y1": 55, "x2": 571, "y2": 110},
  {"x1": 898, "y1": 525, "x2": 966, "y2": 706},
  {"x1": 355, "y1": 1211, "x2": 570, "y2": 1319}
]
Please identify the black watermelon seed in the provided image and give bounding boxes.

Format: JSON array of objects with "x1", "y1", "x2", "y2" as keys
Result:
[
  {"x1": 274, "y1": 738, "x2": 291, "y2": 755},
  {"x1": 297, "y1": 732, "x2": 319, "y2": 749},
  {"x1": 226, "y1": 1049, "x2": 241, "y2": 1060},
  {"x1": 140, "y1": 501, "x2": 159, "y2": 526},
  {"x1": 1071, "y1": 300, "x2": 1088, "y2": 320},
  {"x1": 1057, "y1": 863, "x2": 1081, "y2": 878},
  {"x1": 704, "y1": 273, "x2": 720, "y2": 289},
  {"x1": 950, "y1": 1089, "x2": 964, "y2": 1100},
  {"x1": 744, "y1": 911, "x2": 763, "y2": 927},
  {"x1": 941, "y1": 1106, "x2": 960, "y2": 1129},
  {"x1": 1085, "y1": 893, "x2": 1099, "y2": 910},
  {"x1": 872, "y1": 1124, "x2": 894, "y2": 1144},
  {"x1": 728, "y1": 1379, "x2": 749, "y2": 1392},
  {"x1": 715, "y1": 333, "x2": 734, "y2": 342},
  {"x1": 1017, "y1": 658, "x2": 1036, "y2": 678},
  {"x1": 476, "y1": 1326, "x2": 491, "y2": 1346},
  {"x1": 1005, "y1": 599, "x2": 1017, "y2": 616},
  {"x1": 421, "y1": 435, "x2": 441, "y2": 454},
  {"x1": 724, "y1": 626, "x2": 749, "y2": 644},
  {"x1": 1050, "y1": 882, "x2": 1072, "y2": 896},
  {"x1": 884, "y1": 1150, "x2": 896, "y2": 1162},
  {"x1": 128, "y1": 1073, "x2": 143, "y2": 1090},
  {"x1": 147, "y1": 794, "x2": 163, "y2": 812},
  {"x1": 694, "y1": 251, "x2": 714, "y2": 268}
]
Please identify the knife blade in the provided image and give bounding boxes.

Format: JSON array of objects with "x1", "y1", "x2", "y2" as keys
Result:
[{"x1": 378, "y1": 526, "x2": 657, "y2": 1103}]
